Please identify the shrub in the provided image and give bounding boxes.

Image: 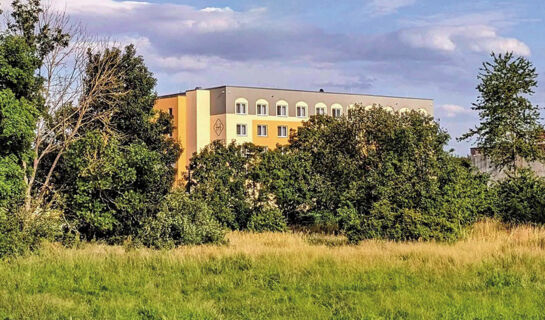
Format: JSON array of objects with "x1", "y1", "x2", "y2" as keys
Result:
[
  {"x1": 0, "y1": 208, "x2": 60, "y2": 259},
  {"x1": 290, "y1": 108, "x2": 489, "y2": 242},
  {"x1": 493, "y1": 169, "x2": 545, "y2": 225},
  {"x1": 247, "y1": 205, "x2": 288, "y2": 232},
  {"x1": 138, "y1": 189, "x2": 225, "y2": 249}
]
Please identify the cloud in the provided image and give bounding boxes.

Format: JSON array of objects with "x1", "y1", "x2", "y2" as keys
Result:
[
  {"x1": 367, "y1": 0, "x2": 417, "y2": 16},
  {"x1": 42, "y1": 0, "x2": 532, "y2": 102},
  {"x1": 439, "y1": 104, "x2": 473, "y2": 118},
  {"x1": 399, "y1": 25, "x2": 531, "y2": 56}
]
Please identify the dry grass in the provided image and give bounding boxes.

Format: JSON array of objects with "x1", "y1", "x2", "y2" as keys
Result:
[
  {"x1": 2, "y1": 219, "x2": 545, "y2": 319},
  {"x1": 41, "y1": 219, "x2": 545, "y2": 266}
]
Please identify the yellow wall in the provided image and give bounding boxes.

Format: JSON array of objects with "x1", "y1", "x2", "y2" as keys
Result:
[
  {"x1": 153, "y1": 95, "x2": 187, "y2": 182},
  {"x1": 251, "y1": 119, "x2": 302, "y2": 149},
  {"x1": 224, "y1": 114, "x2": 304, "y2": 148}
]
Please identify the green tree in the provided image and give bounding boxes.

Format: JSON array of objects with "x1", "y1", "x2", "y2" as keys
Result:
[
  {"x1": 0, "y1": 33, "x2": 42, "y2": 209},
  {"x1": 56, "y1": 46, "x2": 181, "y2": 241},
  {"x1": 459, "y1": 52, "x2": 543, "y2": 173},
  {"x1": 290, "y1": 107, "x2": 489, "y2": 241},
  {"x1": 188, "y1": 140, "x2": 287, "y2": 231}
]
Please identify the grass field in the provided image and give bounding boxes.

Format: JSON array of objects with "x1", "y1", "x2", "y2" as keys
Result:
[{"x1": 1, "y1": 220, "x2": 545, "y2": 319}]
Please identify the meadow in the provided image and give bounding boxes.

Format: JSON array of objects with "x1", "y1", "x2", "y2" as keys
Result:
[{"x1": 1, "y1": 220, "x2": 545, "y2": 319}]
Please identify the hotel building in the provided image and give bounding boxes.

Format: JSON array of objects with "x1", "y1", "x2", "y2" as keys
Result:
[{"x1": 154, "y1": 85, "x2": 433, "y2": 182}]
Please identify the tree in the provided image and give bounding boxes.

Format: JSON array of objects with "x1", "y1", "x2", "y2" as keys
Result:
[
  {"x1": 460, "y1": 52, "x2": 543, "y2": 173},
  {"x1": 56, "y1": 46, "x2": 181, "y2": 241},
  {"x1": 0, "y1": 0, "x2": 127, "y2": 213},
  {"x1": 188, "y1": 140, "x2": 287, "y2": 232},
  {"x1": 0, "y1": 35, "x2": 40, "y2": 209},
  {"x1": 290, "y1": 107, "x2": 489, "y2": 241}
]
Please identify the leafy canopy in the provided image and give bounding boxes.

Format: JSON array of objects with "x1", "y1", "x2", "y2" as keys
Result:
[{"x1": 460, "y1": 52, "x2": 543, "y2": 172}]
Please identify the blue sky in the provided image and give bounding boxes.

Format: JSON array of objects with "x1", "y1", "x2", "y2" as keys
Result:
[{"x1": 26, "y1": 0, "x2": 545, "y2": 154}]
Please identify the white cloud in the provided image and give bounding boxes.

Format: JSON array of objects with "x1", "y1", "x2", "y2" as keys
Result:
[
  {"x1": 368, "y1": 0, "x2": 417, "y2": 16},
  {"x1": 400, "y1": 25, "x2": 531, "y2": 56},
  {"x1": 439, "y1": 104, "x2": 473, "y2": 118}
]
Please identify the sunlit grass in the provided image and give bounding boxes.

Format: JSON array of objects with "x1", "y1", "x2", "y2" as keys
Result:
[{"x1": 2, "y1": 219, "x2": 545, "y2": 319}]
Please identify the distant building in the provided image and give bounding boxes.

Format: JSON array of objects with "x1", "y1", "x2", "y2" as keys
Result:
[
  {"x1": 470, "y1": 148, "x2": 545, "y2": 180},
  {"x1": 154, "y1": 85, "x2": 434, "y2": 182}
]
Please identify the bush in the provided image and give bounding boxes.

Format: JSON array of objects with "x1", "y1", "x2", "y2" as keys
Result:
[
  {"x1": 290, "y1": 108, "x2": 489, "y2": 242},
  {"x1": 0, "y1": 208, "x2": 60, "y2": 259},
  {"x1": 247, "y1": 205, "x2": 288, "y2": 232},
  {"x1": 138, "y1": 189, "x2": 225, "y2": 249},
  {"x1": 493, "y1": 169, "x2": 545, "y2": 225}
]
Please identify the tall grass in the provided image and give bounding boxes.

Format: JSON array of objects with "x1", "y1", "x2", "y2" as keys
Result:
[{"x1": 2, "y1": 220, "x2": 545, "y2": 319}]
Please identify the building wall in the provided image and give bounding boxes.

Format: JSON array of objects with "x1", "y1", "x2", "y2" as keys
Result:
[
  {"x1": 471, "y1": 149, "x2": 545, "y2": 181},
  {"x1": 153, "y1": 94, "x2": 188, "y2": 182},
  {"x1": 155, "y1": 86, "x2": 434, "y2": 184},
  {"x1": 222, "y1": 86, "x2": 433, "y2": 117}
]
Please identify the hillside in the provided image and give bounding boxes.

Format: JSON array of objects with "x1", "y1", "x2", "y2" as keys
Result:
[{"x1": 1, "y1": 220, "x2": 545, "y2": 319}]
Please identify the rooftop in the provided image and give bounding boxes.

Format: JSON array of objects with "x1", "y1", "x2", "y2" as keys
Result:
[{"x1": 158, "y1": 85, "x2": 433, "y2": 101}]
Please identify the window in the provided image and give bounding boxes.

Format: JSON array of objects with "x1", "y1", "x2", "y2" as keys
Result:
[
  {"x1": 236, "y1": 103, "x2": 247, "y2": 114},
  {"x1": 256, "y1": 99, "x2": 269, "y2": 116},
  {"x1": 168, "y1": 108, "x2": 173, "y2": 116},
  {"x1": 277, "y1": 104, "x2": 287, "y2": 116},
  {"x1": 257, "y1": 104, "x2": 267, "y2": 115},
  {"x1": 331, "y1": 103, "x2": 343, "y2": 118},
  {"x1": 276, "y1": 100, "x2": 288, "y2": 116},
  {"x1": 236, "y1": 124, "x2": 247, "y2": 136},
  {"x1": 277, "y1": 125, "x2": 288, "y2": 137},
  {"x1": 296, "y1": 105, "x2": 307, "y2": 117},
  {"x1": 315, "y1": 103, "x2": 327, "y2": 115},
  {"x1": 235, "y1": 98, "x2": 248, "y2": 114},
  {"x1": 257, "y1": 125, "x2": 268, "y2": 137}
]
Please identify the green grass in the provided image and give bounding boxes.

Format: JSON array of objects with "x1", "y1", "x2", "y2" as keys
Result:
[{"x1": 2, "y1": 221, "x2": 545, "y2": 319}]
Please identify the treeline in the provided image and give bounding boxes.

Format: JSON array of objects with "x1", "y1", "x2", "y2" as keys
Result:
[{"x1": 1, "y1": 1, "x2": 545, "y2": 259}]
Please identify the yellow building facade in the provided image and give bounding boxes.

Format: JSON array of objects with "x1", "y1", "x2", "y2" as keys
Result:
[{"x1": 154, "y1": 86, "x2": 434, "y2": 183}]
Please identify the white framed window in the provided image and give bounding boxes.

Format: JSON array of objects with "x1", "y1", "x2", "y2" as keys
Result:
[
  {"x1": 236, "y1": 103, "x2": 247, "y2": 114},
  {"x1": 296, "y1": 105, "x2": 307, "y2": 117},
  {"x1": 256, "y1": 99, "x2": 269, "y2": 116},
  {"x1": 235, "y1": 98, "x2": 248, "y2": 114},
  {"x1": 332, "y1": 108, "x2": 342, "y2": 118},
  {"x1": 295, "y1": 101, "x2": 308, "y2": 118},
  {"x1": 257, "y1": 125, "x2": 268, "y2": 137},
  {"x1": 277, "y1": 125, "x2": 288, "y2": 138},
  {"x1": 257, "y1": 104, "x2": 267, "y2": 115},
  {"x1": 277, "y1": 105, "x2": 287, "y2": 116},
  {"x1": 276, "y1": 100, "x2": 288, "y2": 117},
  {"x1": 331, "y1": 103, "x2": 343, "y2": 118},
  {"x1": 236, "y1": 124, "x2": 247, "y2": 136},
  {"x1": 315, "y1": 102, "x2": 327, "y2": 115}
]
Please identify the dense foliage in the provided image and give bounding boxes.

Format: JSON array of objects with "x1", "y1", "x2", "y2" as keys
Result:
[
  {"x1": 55, "y1": 46, "x2": 181, "y2": 242},
  {"x1": 492, "y1": 169, "x2": 545, "y2": 225},
  {"x1": 290, "y1": 108, "x2": 489, "y2": 241},
  {"x1": 188, "y1": 141, "x2": 288, "y2": 232},
  {"x1": 138, "y1": 189, "x2": 225, "y2": 248},
  {"x1": 186, "y1": 108, "x2": 489, "y2": 241},
  {"x1": 0, "y1": 35, "x2": 40, "y2": 209}
]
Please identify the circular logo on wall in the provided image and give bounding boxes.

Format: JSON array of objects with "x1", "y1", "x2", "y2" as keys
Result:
[{"x1": 214, "y1": 119, "x2": 224, "y2": 136}]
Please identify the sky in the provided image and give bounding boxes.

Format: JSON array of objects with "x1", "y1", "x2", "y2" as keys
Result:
[{"x1": 7, "y1": 0, "x2": 545, "y2": 154}]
